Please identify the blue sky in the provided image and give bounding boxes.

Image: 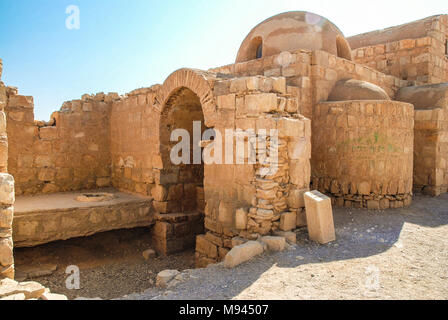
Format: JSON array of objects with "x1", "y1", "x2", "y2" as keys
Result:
[{"x1": 0, "y1": 0, "x2": 446, "y2": 120}]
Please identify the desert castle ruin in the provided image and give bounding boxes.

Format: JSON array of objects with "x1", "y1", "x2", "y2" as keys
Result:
[{"x1": 1, "y1": 11, "x2": 447, "y2": 278}]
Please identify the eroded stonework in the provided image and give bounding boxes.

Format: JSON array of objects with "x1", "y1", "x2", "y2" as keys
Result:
[{"x1": 0, "y1": 11, "x2": 447, "y2": 274}]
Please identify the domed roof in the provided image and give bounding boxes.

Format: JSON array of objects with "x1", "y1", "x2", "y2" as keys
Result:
[
  {"x1": 236, "y1": 11, "x2": 352, "y2": 63},
  {"x1": 328, "y1": 79, "x2": 391, "y2": 102}
]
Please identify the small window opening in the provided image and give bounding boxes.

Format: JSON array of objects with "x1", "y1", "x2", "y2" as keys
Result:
[
  {"x1": 445, "y1": 39, "x2": 448, "y2": 56},
  {"x1": 256, "y1": 43, "x2": 263, "y2": 59},
  {"x1": 245, "y1": 36, "x2": 263, "y2": 61}
]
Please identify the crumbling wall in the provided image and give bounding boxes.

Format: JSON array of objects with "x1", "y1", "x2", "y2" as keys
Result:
[
  {"x1": 0, "y1": 58, "x2": 15, "y2": 279},
  {"x1": 193, "y1": 75, "x2": 311, "y2": 267},
  {"x1": 5, "y1": 91, "x2": 117, "y2": 195},
  {"x1": 350, "y1": 15, "x2": 448, "y2": 84},
  {"x1": 312, "y1": 100, "x2": 414, "y2": 209}
]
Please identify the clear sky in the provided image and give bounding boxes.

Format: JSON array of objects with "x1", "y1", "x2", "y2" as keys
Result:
[{"x1": 0, "y1": 0, "x2": 446, "y2": 120}]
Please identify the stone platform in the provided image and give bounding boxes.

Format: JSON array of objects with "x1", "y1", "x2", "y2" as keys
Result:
[{"x1": 13, "y1": 189, "x2": 154, "y2": 247}]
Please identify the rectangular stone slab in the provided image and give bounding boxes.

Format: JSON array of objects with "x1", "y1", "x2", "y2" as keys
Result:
[{"x1": 304, "y1": 190, "x2": 336, "y2": 244}]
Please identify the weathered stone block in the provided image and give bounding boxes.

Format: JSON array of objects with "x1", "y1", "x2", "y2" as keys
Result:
[
  {"x1": 38, "y1": 127, "x2": 58, "y2": 140},
  {"x1": 235, "y1": 208, "x2": 248, "y2": 230},
  {"x1": 260, "y1": 236, "x2": 286, "y2": 251},
  {"x1": 218, "y1": 201, "x2": 234, "y2": 226},
  {"x1": 287, "y1": 188, "x2": 307, "y2": 209},
  {"x1": 0, "y1": 238, "x2": 13, "y2": 266},
  {"x1": 0, "y1": 174, "x2": 14, "y2": 206},
  {"x1": 224, "y1": 241, "x2": 264, "y2": 268},
  {"x1": 0, "y1": 207, "x2": 13, "y2": 229},
  {"x1": 156, "y1": 269, "x2": 180, "y2": 288},
  {"x1": 304, "y1": 191, "x2": 336, "y2": 244},
  {"x1": 296, "y1": 209, "x2": 307, "y2": 227},
  {"x1": 196, "y1": 235, "x2": 218, "y2": 259},
  {"x1": 280, "y1": 212, "x2": 296, "y2": 231},
  {"x1": 244, "y1": 93, "x2": 278, "y2": 114},
  {"x1": 217, "y1": 94, "x2": 236, "y2": 110},
  {"x1": 273, "y1": 231, "x2": 297, "y2": 244}
]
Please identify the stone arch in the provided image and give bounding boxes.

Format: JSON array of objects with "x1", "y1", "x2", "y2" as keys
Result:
[
  {"x1": 153, "y1": 68, "x2": 220, "y2": 215},
  {"x1": 156, "y1": 68, "x2": 218, "y2": 128}
]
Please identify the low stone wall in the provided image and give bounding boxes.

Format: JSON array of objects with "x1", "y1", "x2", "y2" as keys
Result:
[
  {"x1": 312, "y1": 100, "x2": 414, "y2": 209},
  {"x1": 5, "y1": 90, "x2": 119, "y2": 196},
  {"x1": 13, "y1": 191, "x2": 154, "y2": 247}
]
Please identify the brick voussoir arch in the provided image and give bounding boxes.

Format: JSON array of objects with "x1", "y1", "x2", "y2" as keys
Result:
[{"x1": 156, "y1": 68, "x2": 219, "y2": 127}]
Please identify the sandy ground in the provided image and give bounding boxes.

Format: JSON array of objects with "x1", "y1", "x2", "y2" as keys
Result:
[
  {"x1": 14, "y1": 193, "x2": 448, "y2": 300},
  {"x1": 122, "y1": 193, "x2": 448, "y2": 300}
]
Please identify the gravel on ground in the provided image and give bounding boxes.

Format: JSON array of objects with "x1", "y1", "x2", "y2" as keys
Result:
[{"x1": 121, "y1": 193, "x2": 448, "y2": 300}]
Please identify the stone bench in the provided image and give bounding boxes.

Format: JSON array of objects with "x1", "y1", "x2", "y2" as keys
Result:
[{"x1": 13, "y1": 189, "x2": 154, "y2": 247}]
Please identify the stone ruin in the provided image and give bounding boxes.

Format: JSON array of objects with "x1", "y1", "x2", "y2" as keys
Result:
[{"x1": 1, "y1": 11, "x2": 448, "y2": 281}]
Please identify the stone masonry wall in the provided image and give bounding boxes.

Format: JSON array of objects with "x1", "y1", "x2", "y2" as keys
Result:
[
  {"x1": 210, "y1": 49, "x2": 407, "y2": 121},
  {"x1": 108, "y1": 70, "x2": 311, "y2": 263},
  {"x1": 0, "y1": 58, "x2": 15, "y2": 279},
  {"x1": 5, "y1": 91, "x2": 118, "y2": 195},
  {"x1": 194, "y1": 75, "x2": 311, "y2": 267},
  {"x1": 413, "y1": 107, "x2": 448, "y2": 196},
  {"x1": 312, "y1": 100, "x2": 414, "y2": 209},
  {"x1": 0, "y1": 174, "x2": 14, "y2": 279},
  {"x1": 352, "y1": 15, "x2": 448, "y2": 84},
  {"x1": 110, "y1": 86, "x2": 161, "y2": 197}
]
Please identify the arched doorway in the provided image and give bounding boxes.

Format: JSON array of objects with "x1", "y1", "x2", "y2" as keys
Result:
[
  {"x1": 150, "y1": 68, "x2": 219, "y2": 256},
  {"x1": 159, "y1": 87, "x2": 208, "y2": 214}
]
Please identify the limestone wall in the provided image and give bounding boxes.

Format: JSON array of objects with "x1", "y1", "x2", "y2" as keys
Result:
[
  {"x1": 108, "y1": 69, "x2": 312, "y2": 265},
  {"x1": 413, "y1": 108, "x2": 448, "y2": 195},
  {"x1": 351, "y1": 15, "x2": 448, "y2": 84},
  {"x1": 312, "y1": 100, "x2": 414, "y2": 209},
  {"x1": 210, "y1": 49, "x2": 407, "y2": 120},
  {"x1": 0, "y1": 58, "x2": 15, "y2": 279},
  {"x1": 193, "y1": 75, "x2": 311, "y2": 267},
  {"x1": 0, "y1": 174, "x2": 14, "y2": 279},
  {"x1": 308, "y1": 51, "x2": 408, "y2": 117},
  {"x1": 396, "y1": 84, "x2": 448, "y2": 195},
  {"x1": 110, "y1": 86, "x2": 161, "y2": 197},
  {"x1": 5, "y1": 91, "x2": 118, "y2": 195}
]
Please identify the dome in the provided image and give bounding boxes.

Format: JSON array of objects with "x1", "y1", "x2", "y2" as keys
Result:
[
  {"x1": 328, "y1": 79, "x2": 391, "y2": 102},
  {"x1": 236, "y1": 11, "x2": 352, "y2": 63}
]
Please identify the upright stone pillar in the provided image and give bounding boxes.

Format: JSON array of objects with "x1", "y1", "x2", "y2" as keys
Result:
[
  {"x1": 0, "y1": 175, "x2": 14, "y2": 280},
  {"x1": 0, "y1": 58, "x2": 14, "y2": 280}
]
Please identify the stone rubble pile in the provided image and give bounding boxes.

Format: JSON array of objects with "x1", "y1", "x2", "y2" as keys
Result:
[{"x1": 0, "y1": 278, "x2": 68, "y2": 300}]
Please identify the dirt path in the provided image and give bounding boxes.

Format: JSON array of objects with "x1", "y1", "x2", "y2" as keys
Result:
[{"x1": 121, "y1": 194, "x2": 448, "y2": 300}]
